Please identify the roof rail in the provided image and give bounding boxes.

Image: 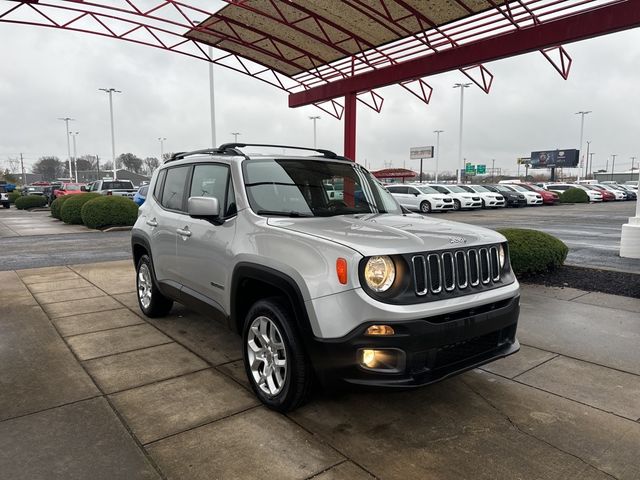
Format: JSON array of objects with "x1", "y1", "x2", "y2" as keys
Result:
[
  {"x1": 166, "y1": 146, "x2": 246, "y2": 163},
  {"x1": 218, "y1": 143, "x2": 342, "y2": 159}
]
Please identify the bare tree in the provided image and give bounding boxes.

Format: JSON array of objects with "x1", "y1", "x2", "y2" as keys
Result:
[{"x1": 143, "y1": 157, "x2": 160, "y2": 175}]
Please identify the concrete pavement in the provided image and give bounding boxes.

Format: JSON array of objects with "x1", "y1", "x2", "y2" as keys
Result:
[{"x1": 1, "y1": 260, "x2": 639, "y2": 479}]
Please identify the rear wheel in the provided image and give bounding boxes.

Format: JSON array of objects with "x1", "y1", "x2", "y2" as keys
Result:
[
  {"x1": 419, "y1": 201, "x2": 431, "y2": 213},
  {"x1": 243, "y1": 298, "x2": 313, "y2": 412},
  {"x1": 136, "y1": 254, "x2": 173, "y2": 318},
  {"x1": 453, "y1": 199, "x2": 461, "y2": 211}
]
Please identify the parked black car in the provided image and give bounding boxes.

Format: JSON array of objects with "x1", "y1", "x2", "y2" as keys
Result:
[{"x1": 484, "y1": 185, "x2": 527, "y2": 207}]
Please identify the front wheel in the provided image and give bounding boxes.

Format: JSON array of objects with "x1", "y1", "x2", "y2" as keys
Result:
[
  {"x1": 2, "y1": 203, "x2": 9, "y2": 209},
  {"x1": 419, "y1": 201, "x2": 431, "y2": 213},
  {"x1": 453, "y1": 199, "x2": 461, "y2": 211},
  {"x1": 243, "y1": 298, "x2": 313, "y2": 412},
  {"x1": 136, "y1": 254, "x2": 173, "y2": 318}
]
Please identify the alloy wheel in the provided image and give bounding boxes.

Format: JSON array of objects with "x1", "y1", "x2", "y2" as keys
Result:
[
  {"x1": 247, "y1": 316, "x2": 287, "y2": 396},
  {"x1": 137, "y1": 263, "x2": 152, "y2": 309}
]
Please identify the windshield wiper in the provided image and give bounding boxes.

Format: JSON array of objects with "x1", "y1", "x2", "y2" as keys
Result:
[{"x1": 256, "y1": 210, "x2": 313, "y2": 217}]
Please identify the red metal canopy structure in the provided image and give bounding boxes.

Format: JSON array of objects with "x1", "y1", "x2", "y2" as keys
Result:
[{"x1": 3, "y1": 0, "x2": 640, "y2": 160}]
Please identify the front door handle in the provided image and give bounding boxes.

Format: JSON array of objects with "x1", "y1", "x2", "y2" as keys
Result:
[
  {"x1": 146, "y1": 218, "x2": 158, "y2": 227},
  {"x1": 177, "y1": 227, "x2": 192, "y2": 238}
]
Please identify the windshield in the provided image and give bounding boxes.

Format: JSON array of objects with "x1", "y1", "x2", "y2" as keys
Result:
[
  {"x1": 65, "y1": 184, "x2": 82, "y2": 191},
  {"x1": 417, "y1": 186, "x2": 438, "y2": 194},
  {"x1": 470, "y1": 185, "x2": 489, "y2": 193},
  {"x1": 494, "y1": 185, "x2": 514, "y2": 192},
  {"x1": 446, "y1": 186, "x2": 466, "y2": 193},
  {"x1": 243, "y1": 159, "x2": 402, "y2": 217},
  {"x1": 510, "y1": 185, "x2": 528, "y2": 192}
]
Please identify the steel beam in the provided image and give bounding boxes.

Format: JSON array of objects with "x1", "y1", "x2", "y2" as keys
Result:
[
  {"x1": 344, "y1": 92, "x2": 357, "y2": 160},
  {"x1": 289, "y1": 1, "x2": 640, "y2": 107}
]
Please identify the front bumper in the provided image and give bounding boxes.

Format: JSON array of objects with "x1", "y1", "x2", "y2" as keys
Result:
[{"x1": 308, "y1": 294, "x2": 520, "y2": 388}]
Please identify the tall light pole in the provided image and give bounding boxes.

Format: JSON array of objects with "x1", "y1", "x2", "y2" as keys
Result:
[
  {"x1": 631, "y1": 156, "x2": 637, "y2": 174},
  {"x1": 309, "y1": 116, "x2": 320, "y2": 148},
  {"x1": 99, "y1": 87, "x2": 121, "y2": 180},
  {"x1": 158, "y1": 137, "x2": 166, "y2": 162},
  {"x1": 492, "y1": 159, "x2": 495, "y2": 182},
  {"x1": 575, "y1": 110, "x2": 591, "y2": 181},
  {"x1": 434, "y1": 130, "x2": 444, "y2": 182},
  {"x1": 58, "y1": 117, "x2": 74, "y2": 179},
  {"x1": 611, "y1": 154, "x2": 617, "y2": 181},
  {"x1": 231, "y1": 132, "x2": 241, "y2": 143},
  {"x1": 585, "y1": 141, "x2": 591, "y2": 178},
  {"x1": 69, "y1": 131, "x2": 79, "y2": 182},
  {"x1": 208, "y1": 46, "x2": 217, "y2": 149},
  {"x1": 454, "y1": 83, "x2": 471, "y2": 183},
  {"x1": 589, "y1": 152, "x2": 595, "y2": 178}
]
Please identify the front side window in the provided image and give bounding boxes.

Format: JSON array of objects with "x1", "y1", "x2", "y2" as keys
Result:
[
  {"x1": 161, "y1": 166, "x2": 190, "y2": 211},
  {"x1": 189, "y1": 164, "x2": 236, "y2": 218},
  {"x1": 243, "y1": 159, "x2": 401, "y2": 217}
]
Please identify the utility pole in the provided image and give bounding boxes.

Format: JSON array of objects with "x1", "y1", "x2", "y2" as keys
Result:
[
  {"x1": 309, "y1": 116, "x2": 320, "y2": 149},
  {"x1": 158, "y1": 137, "x2": 166, "y2": 162},
  {"x1": 454, "y1": 83, "x2": 471, "y2": 183},
  {"x1": 96, "y1": 155, "x2": 101, "y2": 180},
  {"x1": 20, "y1": 153, "x2": 25, "y2": 185},
  {"x1": 585, "y1": 141, "x2": 591, "y2": 178},
  {"x1": 99, "y1": 87, "x2": 121, "y2": 180},
  {"x1": 434, "y1": 130, "x2": 443, "y2": 182},
  {"x1": 491, "y1": 159, "x2": 495, "y2": 182},
  {"x1": 208, "y1": 46, "x2": 216, "y2": 149},
  {"x1": 631, "y1": 156, "x2": 637, "y2": 174},
  {"x1": 70, "y1": 132, "x2": 79, "y2": 182},
  {"x1": 231, "y1": 132, "x2": 241, "y2": 143},
  {"x1": 58, "y1": 117, "x2": 74, "y2": 178},
  {"x1": 575, "y1": 111, "x2": 591, "y2": 182},
  {"x1": 611, "y1": 154, "x2": 617, "y2": 181},
  {"x1": 589, "y1": 152, "x2": 595, "y2": 178}
]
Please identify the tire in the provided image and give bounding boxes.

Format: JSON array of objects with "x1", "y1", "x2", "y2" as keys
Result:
[
  {"x1": 136, "y1": 254, "x2": 173, "y2": 318},
  {"x1": 419, "y1": 201, "x2": 431, "y2": 213},
  {"x1": 242, "y1": 297, "x2": 313, "y2": 412},
  {"x1": 2, "y1": 203, "x2": 9, "y2": 209},
  {"x1": 453, "y1": 199, "x2": 461, "y2": 211},
  {"x1": 481, "y1": 199, "x2": 487, "y2": 209}
]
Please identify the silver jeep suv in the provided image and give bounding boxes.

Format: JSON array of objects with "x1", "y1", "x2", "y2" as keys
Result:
[{"x1": 131, "y1": 144, "x2": 520, "y2": 412}]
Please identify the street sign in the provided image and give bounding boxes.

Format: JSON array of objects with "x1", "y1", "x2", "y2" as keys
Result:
[
  {"x1": 410, "y1": 146, "x2": 434, "y2": 160},
  {"x1": 477, "y1": 164, "x2": 486, "y2": 174},
  {"x1": 465, "y1": 163, "x2": 476, "y2": 176}
]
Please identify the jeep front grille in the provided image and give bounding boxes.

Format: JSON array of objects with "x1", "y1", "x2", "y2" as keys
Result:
[{"x1": 411, "y1": 246, "x2": 504, "y2": 297}]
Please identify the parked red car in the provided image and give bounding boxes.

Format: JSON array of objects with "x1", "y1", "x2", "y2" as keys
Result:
[
  {"x1": 585, "y1": 185, "x2": 615, "y2": 201},
  {"x1": 520, "y1": 183, "x2": 559, "y2": 205},
  {"x1": 54, "y1": 183, "x2": 87, "y2": 198}
]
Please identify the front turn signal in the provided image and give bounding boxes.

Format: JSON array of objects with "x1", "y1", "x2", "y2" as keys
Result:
[{"x1": 336, "y1": 258, "x2": 348, "y2": 285}]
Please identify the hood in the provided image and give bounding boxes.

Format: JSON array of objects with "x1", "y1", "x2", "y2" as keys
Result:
[{"x1": 267, "y1": 213, "x2": 503, "y2": 257}]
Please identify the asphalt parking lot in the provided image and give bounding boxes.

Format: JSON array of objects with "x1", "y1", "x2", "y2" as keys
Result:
[
  {"x1": 1, "y1": 261, "x2": 639, "y2": 479},
  {"x1": 1, "y1": 201, "x2": 638, "y2": 273}
]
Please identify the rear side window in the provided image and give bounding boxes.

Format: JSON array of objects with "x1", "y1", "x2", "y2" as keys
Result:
[
  {"x1": 154, "y1": 170, "x2": 166, "y2": 200},
  {"x1": 102, "y1": 181, "x2": 133, "y2": 190},
  {"x1": 161, "y1": 166, "x2": 190, "y2": 211}
]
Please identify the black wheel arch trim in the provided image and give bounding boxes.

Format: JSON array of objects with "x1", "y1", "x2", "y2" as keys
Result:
[{"x1": 230, "y1": 263, "x2": 314, "y2": 339}]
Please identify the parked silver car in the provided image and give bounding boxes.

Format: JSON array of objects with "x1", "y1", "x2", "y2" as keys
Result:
[
  {"x1": 386, "y1": 184, "x2": 454, "y2": 213},
  {"x1": 131, "y1": 144, "x2": 520, "y2": 411}
]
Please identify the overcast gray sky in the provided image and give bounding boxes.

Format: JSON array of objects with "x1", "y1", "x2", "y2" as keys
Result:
[{"x1": 1, "y1": 18, "x2": 640, "y2": 176}]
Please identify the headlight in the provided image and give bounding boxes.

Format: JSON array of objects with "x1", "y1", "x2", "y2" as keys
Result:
[
  {"x1": 364, "y1": 256, "x2": 395, "y2": 292},
  {"x1": 498, "y1": 244, "x2": 506, "y2": 269}
]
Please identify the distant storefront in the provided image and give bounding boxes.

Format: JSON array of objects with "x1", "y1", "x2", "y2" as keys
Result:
[{"x1": 594, "y1": 171, "x2": 639, "y2": 183}]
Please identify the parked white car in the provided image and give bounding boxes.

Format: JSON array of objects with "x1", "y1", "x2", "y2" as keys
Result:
[
  {"x1": 547, "y1": 184, "x2": 603, "y2": 202},
  {"x1": 458, "y1": 184, "x2": 505, "y2": 208},
  {"x1": 502, "y1": 184, "x2": 543, "y2": 205},
  {"x1": 430, "y1": 184, "x2": 482, "y2": 210},
  {"x1": 386, "y1": 184, "x2": 454, "y2": 213}
]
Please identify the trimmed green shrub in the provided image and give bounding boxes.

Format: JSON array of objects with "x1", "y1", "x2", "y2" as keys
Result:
[
  {"x1": 60, "y1": 193, "x2": 101, "y2": 224},
  {"x1": 560, "y1": 187, "x2": 589, "y2": 203},
  {"x1": 81, "y1": 196, "x2": 139, "y2": 229},
  {"x1": 498, "y1": 228, "x2": 568, "y2": 276},
  {"x1": 8, "y1": 191, "x2": 20, "y2": 204},
  {"x1": 14, "y1": 195, "x2": 47, "y2": 210},
  {"x1": 50, "y1": 195, "x2": 72, "y2": 220}
]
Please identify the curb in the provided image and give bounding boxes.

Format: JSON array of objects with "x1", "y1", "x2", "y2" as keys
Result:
[
  {"x1": 29, "y1": 207, "x2": 51, "y2": 212},
  {"x1": 102, "y1": 226, "x2": 133, "y2": 233}
]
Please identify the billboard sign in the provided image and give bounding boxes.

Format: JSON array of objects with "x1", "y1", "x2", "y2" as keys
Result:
[
  {"x1": 530, "y1": 149, "x2": 579, "y2": 168},
  {"x1": 410, "y1": 146, "x2": 434, "y2": 160}
]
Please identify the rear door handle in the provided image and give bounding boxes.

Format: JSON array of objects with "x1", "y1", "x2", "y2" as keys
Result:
[
  {"x1": 146, "y1": 218, "x2": 158, "y2": 227},
  {"x1": 177, "y1": 227, "x2": 192, "y2": 238}
]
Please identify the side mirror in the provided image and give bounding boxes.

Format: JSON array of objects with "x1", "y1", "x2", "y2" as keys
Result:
[
  {"x1": 188, "y1": 196, "x2": 222, "y2": 224},
  {"x1": 414, "y1": 192, "x2": 419, "y2": 196}
]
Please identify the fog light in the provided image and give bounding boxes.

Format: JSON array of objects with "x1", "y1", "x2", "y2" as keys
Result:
[
  {"x1": 357, "y1": 348, "x2": 405, "y2": 372},
  {"x1": 366, "y1": 325, "x2": 395, "y2": 336}
]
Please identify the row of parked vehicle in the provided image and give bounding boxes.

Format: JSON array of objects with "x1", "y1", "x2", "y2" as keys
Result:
[
  {"x1": 16, "y1": 180, "x2": 148, "y2": 207},
  {"x1": 384, "y1": 180, "x2": 637, "y2": 213}
]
